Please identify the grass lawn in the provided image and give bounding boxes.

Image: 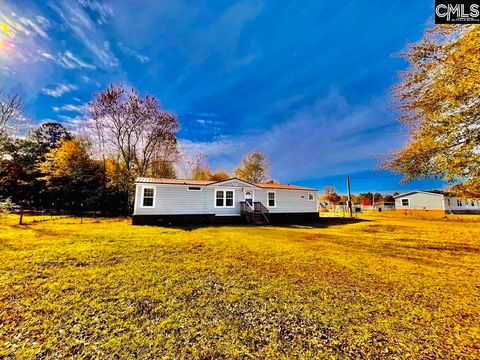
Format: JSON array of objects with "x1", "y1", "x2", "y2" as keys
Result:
[{"x1": 1, "y1": 213, "x2": 479, "y2": 358}]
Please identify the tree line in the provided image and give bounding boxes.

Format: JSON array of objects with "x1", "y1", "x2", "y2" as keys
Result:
[
  {"x1": 320, "y1": 186, "x2": 396, "y2": 207},
  {"x1": 0, "y1": 84, "x2": 272, "y2": 215}
]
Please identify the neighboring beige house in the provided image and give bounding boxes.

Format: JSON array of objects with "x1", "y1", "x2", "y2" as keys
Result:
[{"x1": 394, "y1": 190, "x2": 480, "y2": 214}]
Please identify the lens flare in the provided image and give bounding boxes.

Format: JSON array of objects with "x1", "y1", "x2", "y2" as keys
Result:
[
  {"x1": 0, "y1": 3, "x2": 51, "y2": 76},
  {"x1": 0, "y1": 39, "x2": 14, "y2": 50},
  {"x1": 1, "y1": 22, "x2": 9, "y2": 34}
]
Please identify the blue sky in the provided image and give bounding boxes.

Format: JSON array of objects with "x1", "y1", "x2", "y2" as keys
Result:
[{"x1": 0, "y1": 0, "x2": 445, "y2": 194}]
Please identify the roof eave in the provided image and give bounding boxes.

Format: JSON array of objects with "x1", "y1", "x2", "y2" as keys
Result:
[{"x1": 393, "y1": 190, "x2": 445, "y2": 198}]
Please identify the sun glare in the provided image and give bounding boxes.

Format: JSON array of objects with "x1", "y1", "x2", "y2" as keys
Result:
[
  {"x1": 0, "y1": 17, "x2": 16, "y2": 58},
  {"x1": 1, "y1": 22, "x2": 9, "y2": 34},
  {"x1": 0, "y1": 8, "x2": 49, "y2": 69}
]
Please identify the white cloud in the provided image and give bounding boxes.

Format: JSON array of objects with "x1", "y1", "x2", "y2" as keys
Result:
[
  {"x1": 189, "y1": 111, "x2": 217, "y2": 118},
  {"x1": 18, "y1": 16, "x2": 50, "y2": 39},
  {"x1": 58, "y1": 115, "x2": 85, "y2": 129},
  {"x1": 52, "y1": 103, "x2": 88, "y2": 114},
  {"x1": 78, "y1": 0, "x2": 114, "y2": 25},
  {"x1": 38, "y1": 50, "x2": 96, "y2": 70},
  {"x1": 179, "y1": 137, "x2": 238, "y2": 159},
  {"x1": 58, "y1": 51, "x2": 96, "y2": 70},
  {"x1": 42, "y1": 83, "x2": 78, "y2": 97},
  {"x1": 49, "y1": 1, "x2": 118, "y2": 68},
  {"x1": 118, "y1": 42, "x2": 150, "y2": 63},
  {"x1": 195, "y1": 118, "x2": 223, "y2": 127},
  {"x1": 39, "y1": 51, "x2": 55, "y2": 61},
  {"x1": 179, "y1": 89, "x2": 400, "y2": 182},
  {"x1": 36, "y1": 16, "x2": 50, "y2": 28}
]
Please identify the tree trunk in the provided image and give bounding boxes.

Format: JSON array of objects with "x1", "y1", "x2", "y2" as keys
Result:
[
  {"x1": 101, "y1": 155, "x2": 107, "y2": 215},
  {"x1": 125, "y1": 169, "x2": 131, "y2": 217}
]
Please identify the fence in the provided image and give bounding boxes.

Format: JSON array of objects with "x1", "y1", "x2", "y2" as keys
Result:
[
  {"x1": 4, "y1": 209, "x2": 105, "y2": 225},
  {"x1": 319, "y1": 202, "x2": 396, "y2": 216}
]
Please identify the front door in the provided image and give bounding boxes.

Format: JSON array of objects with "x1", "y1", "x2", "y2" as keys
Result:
[{"x1": 244, "y1": 190, "x2": 254, "y2": 206}]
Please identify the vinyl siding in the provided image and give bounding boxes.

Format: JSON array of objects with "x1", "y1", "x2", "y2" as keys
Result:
[
  {"x1": 395, "y1": 192, "x2": 445, "y2": 211},
  {"x1": 134, "y1": 184, "x2": 210, "y2": 215},
  {"x1": 444, "y1": 197, "x2": 480, "y2": 212},
  {"x1": 133, "y1": 183, "x2": 318, "y2": 215},
  {"x1": 254, "y1": 189, "x2": 318, "y2": 213}
]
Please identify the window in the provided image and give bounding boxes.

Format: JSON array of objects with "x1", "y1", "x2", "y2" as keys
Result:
[
  {"x1": 401, "y1": 198, "x2": 409, "y2": 207},
  {"x1": 142, "y1": 187, "x2": 155, "y2": 207},
  {"x1": 268, "y1": 192, "x2": 276, "y2": 207},
  {"x1": 216, "y1": 190, "x2": 224, "y2": 207},
  {"x1": 472, "y1": 201, "x2": 475, "y2": 207},
  {"x1": 188, "y1": 186, "x2": 201, "y2": 191},
  {"x1": 457, "y1": 199, "x2": 463, "y2": 206},
  {"x1": 226, "y1": 190, "x2": 234, "y2": 207},
  {"x1": 308, "y1": 193, "x2": 315, "y2": 201},
  {"x1": 215, "y1": 189, "x2": 234, "y2": 207}
]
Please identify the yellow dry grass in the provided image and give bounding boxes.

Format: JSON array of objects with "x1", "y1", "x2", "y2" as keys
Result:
[{"x1": 1, "y1": 213, "x2": 479, "y2": 358}]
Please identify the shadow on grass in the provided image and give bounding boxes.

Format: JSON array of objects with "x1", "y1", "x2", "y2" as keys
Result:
[
  {"x1": 270, "y1": 217, "x2": 371, "y2": 230},
  {"x1": 164, "y1": 217, "x2": 371, "y2": 231}
]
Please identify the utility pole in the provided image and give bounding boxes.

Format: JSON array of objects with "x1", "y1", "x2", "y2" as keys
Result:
[{"x1": 347, "y1": 176, "x2": 353, "y2": 218}]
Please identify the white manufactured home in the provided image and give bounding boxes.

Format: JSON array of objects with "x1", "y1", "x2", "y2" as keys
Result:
[
  {"x1": 394, "y1": 190, "x2": 480, "y2": 214},
  {"x1": 132, "y1": 177, "x2": 319, "y2": 225}
]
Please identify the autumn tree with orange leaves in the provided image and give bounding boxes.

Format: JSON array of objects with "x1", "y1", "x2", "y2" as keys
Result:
[
  {"x1": 40, "y1": 139, "x2": 102, "y2": 212},
  {"x1": 384, "y1": 25, "x2": 480, "y2": 198}
]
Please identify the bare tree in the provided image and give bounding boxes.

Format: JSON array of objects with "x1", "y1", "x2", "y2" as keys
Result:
[
  {"x1": 134, "y1": 95, "x2": 179, "y2": 177},
  {"x1": 176, "y1": 153, "x2": 212, "y2": 180},
  {"x1": 88, "y1": 84, "x2": 179, "y2": 215},
  {"x1": 0, "y1": 90, "x2": 24, "y2": 137}
]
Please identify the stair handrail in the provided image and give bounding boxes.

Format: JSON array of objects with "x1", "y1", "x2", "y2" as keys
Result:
[
  {"x1": 240, "y1": 201, "x2": 253, "y2": 214},
  {"x1": 253, "y1": 201, "x2": 269, "y2": 223}
]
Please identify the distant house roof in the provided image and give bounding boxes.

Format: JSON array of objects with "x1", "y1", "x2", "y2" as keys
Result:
[
  {"x1": 135, "y1": 177, "x2": 317, "y2": 191},
  {"x1": 393, "y1": 190, "x2": 447, "y2": 198}
]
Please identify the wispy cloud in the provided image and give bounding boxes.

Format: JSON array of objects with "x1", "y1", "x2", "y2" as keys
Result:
[
  {"x1": 183, "y1": 0, "x2": 264, "y2": 68},
  {"x1": 53, "y1": 103, "x2": 88, "y2": 113},
  {"x1": 49, "y1": 0, "x2": 118, "y2": 68},
  {"x1": 78, "y1": 0, "x2": 114, "y2": 25},
  {"x1": 39, "y1": 50, "x2": 96, "y2": 70},
  {"x1": 194, "y1": 118, "x2": 224, "y2": 133},
  {"x1": 42, "y1": 82, "x2": 78, "y2": 97},
  {"x1": 118, "y1": 42, "x2": 149, "y2": 63},
  {"x1": 0, "y1": 5, "x2": 51, "y2": 40},
  {"x1": 180, "y1": 89, "x2": 400, "y2": 181},
  {"x1": 0, "y1": 0, "x2": 432, "y2": 190},
  {"x1": 55, "y1": 114, "x2": 87, "y2": 131},
  {"x1": 188, "y1": 111, "x2": 217, "y2": 119},
  {"x1": 18, "y1": 16, "x2": 50, "y2": 39},
  {"x1": 58, "y1": 51, "x2": 96, "y2": 70}
]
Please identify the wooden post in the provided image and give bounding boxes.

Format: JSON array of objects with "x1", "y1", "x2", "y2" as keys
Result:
[{"x1": 347, "y1": 176, "x2": 353, "y2": 218}]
